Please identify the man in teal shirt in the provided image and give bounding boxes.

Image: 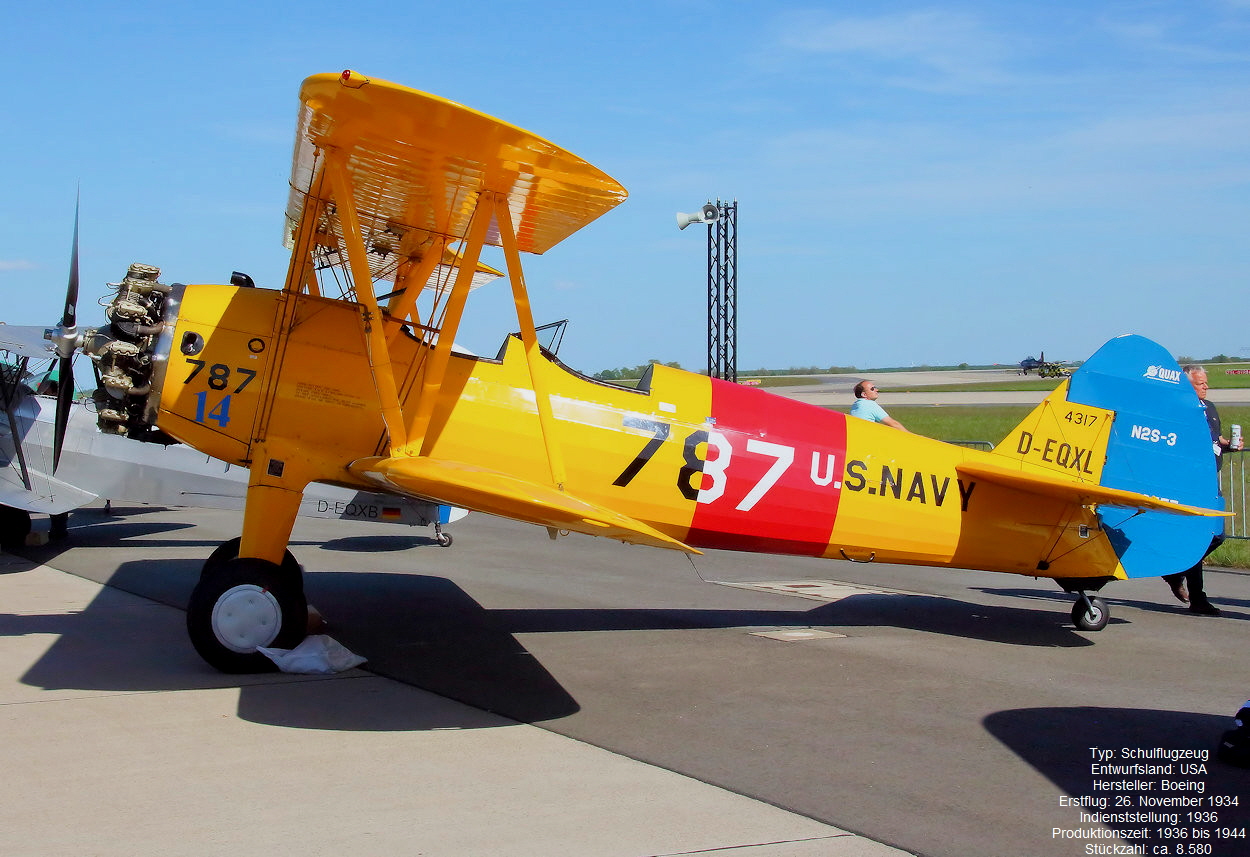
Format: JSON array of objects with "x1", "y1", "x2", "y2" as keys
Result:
[{"x1": 850, "y1": 380, "x2": 908, "y2": 431}]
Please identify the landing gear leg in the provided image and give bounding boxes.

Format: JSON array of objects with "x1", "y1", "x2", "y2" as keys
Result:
[
  {"x1": 434, "y1": 522, "x2": 453, "y2": 547},
  {"x1": 186, "y1": 480, "x2": 307, "y2": 673},
  {"x1": 1071, "y1": 593, "x2": 1110, "y2": 632}
]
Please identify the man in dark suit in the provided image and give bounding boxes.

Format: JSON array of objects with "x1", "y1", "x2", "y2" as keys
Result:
[{"x1": 1164, "y1": 365, "x2": 1242, "y2": 615}]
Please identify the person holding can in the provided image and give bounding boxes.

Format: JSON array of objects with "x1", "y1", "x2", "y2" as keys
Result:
[{"x1": 1163, "y1": 365, "x2": 1243, "y2": 615}]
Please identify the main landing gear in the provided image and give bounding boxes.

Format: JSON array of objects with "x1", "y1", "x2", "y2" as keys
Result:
[{"x1": 186, "y1": 538, "x2": 308, "y2": 673}]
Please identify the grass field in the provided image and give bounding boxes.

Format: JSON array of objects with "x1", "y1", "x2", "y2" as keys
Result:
[{"x1": 847, "y1": 403, "x2": 1250, "y2": 569}]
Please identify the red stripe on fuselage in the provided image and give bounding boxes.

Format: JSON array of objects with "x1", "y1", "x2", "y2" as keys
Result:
[{"x1": 687, "y1": 381, "x2": 847, "y2": 555}]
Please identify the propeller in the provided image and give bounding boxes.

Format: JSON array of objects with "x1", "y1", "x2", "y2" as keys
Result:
[{"x1": 49, "y1": 196, "x2": 81, "y2": 472}]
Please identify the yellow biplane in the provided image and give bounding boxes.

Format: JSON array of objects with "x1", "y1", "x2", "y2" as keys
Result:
[{"x1": 48, "y1": 71, "x2": 1225, "y2": 672}]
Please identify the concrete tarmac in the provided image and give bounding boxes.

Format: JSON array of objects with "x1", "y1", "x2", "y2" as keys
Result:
[
  {"x1": 0, "y1": 549, "x2": 909, "y2": 857},
  {"x1": 6, "y1": 373, "x2": 1249, "y2": 857},
  {"x1": 10, "y1": 504, "x2": 1250, "y2": 857}
]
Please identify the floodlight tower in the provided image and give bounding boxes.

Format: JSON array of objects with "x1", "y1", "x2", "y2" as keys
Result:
[{"x1": 676, "y1": 199, "x2": 738, "y2": 382}]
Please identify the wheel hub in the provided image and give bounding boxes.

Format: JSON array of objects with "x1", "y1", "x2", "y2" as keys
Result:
[{"x1": 211, "y1": 584, "x2": 282, "y2": 652}]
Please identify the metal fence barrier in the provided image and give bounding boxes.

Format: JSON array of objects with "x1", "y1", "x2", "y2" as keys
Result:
[{"x1": 1224, "y1": 450, "x2": 1248, "y2": 540}]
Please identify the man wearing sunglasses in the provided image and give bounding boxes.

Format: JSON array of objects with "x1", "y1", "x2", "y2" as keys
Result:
[{"x1": 850, "y1": 380, "x2": 909, "y2": 431}]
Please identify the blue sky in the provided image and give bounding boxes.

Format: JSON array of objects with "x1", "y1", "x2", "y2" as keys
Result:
[{"x1": 4, "y1": 1, "x2": 1248, "y2": 374}]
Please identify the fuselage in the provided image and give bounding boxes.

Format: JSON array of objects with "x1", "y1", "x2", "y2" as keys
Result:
[{"x1": 145, "y1": 282, "x2": 1120, "y2": 581}]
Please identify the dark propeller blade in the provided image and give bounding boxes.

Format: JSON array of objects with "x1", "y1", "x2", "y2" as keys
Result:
[
  {"x1": 51, "y1": 197, "x2": 80, "y2": 472},
  {"x1": 53, "y1": 356, "x2": 74, "y2": 472}
]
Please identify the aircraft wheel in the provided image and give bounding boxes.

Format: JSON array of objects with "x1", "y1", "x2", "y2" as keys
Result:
[
  {"x1": 187, "y1": 557, "x2": 307, "y2": 673},
  {"x1": 436, "y1": 532, "x2": 453, "y2": 547},
  {"x1": 0, "y1": 505, "x2": 31, "y2": 550},
  {"x1": 1071, "y1": 596, "x2": 1110, "y2": 632},
  {"x1": 200, "y1": 537, "x2": 301, "y2": 581}
]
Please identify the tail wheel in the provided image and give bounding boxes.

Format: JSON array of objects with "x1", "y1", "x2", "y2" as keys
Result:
[
  {"x1": 187, "y1": 557, "x2": 307, "y2": 673},
  {"x1": 1071, "y1": 596, "x2": 1110, "y2": 632}
]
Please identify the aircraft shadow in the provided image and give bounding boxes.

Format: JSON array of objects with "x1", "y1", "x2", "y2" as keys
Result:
[
  {"x1": 5, "y1": 563, "x2": 575, "y2": 731},
  {"x1": 297, "y1": 570, "x2": 1100, "y2": 726},
  {"x1": 978, "y1": 586, "x2": 1249, "y2": 622},
  {"x1": 6, "y1": 559, "x2": 1104, "y2": 736},
  {"x1": 985, "y1": 706, "x2": 1250, "y2": 836},
  {"x1": 469, "y1": 596, "x2": 1100, "y2": 646},
  {"x1": 319, "y1": 534, "x2": 447, "y2": 552}
]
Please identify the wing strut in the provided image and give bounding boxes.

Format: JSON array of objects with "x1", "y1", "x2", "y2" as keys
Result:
[
  {"x1": 405, "y1": 196, "x2": 494, "y2": 454},
  {"x1": 0, "y1": 355, "x2": 33, "y2": 490},
  {"x1": 325, "y1": 152, "x2": 408, "y2": 451},
  {"x1": 491, "y1": 192, "x2": 567, "y2": 489},
  {"x1": 385, "y1": 235, "x2": 449, "y2": 328},
  {"x1": 282, "y1": 156, "x2": 328, "y2": 297}
]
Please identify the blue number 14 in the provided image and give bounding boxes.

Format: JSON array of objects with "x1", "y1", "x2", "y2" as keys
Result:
[{"x1": 193, "y1": 392, "x2": 232, "y2": 427}]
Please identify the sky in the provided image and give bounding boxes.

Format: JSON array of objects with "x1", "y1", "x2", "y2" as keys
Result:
[{"x1": 3, "y1": 0, "x2": 1248, "y2": 375}]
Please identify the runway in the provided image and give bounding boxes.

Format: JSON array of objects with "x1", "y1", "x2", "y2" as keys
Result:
[
  {"x1": 767, "y1": 368, "x2": 1250, "y2": 408},
  {"x1": 15, "y1": 502, "x2": 1250, "y2": 857}
]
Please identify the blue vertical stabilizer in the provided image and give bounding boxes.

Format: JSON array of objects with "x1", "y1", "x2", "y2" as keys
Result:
[{"x1": 1067, "y1": 335, "x2": 1222, "y2": 578}]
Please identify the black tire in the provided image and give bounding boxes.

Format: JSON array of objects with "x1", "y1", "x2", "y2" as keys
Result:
[
  {"x1": 202, "y1": 537, "x2": 243, "y2": 578},
  {"x1": 1072, "y1": 596, "x2": 1109, "y2": 632},
  {"x1": 0, "y1": 505, "x2": 31, "y2": 551},
  {"x1": 187, "y1": 557, "x2": 307, "y2": 673},
  {"x1": 436, "y1": 532, "x2": 453, "y2": 547},
  {"x1": 200, "y1": 537, "x2": 302, "y2": 582}
]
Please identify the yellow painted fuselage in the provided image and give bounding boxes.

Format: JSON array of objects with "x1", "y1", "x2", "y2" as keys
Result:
[{"x1": 154, "y1": 283, "x2": 1122, "y2": 582}]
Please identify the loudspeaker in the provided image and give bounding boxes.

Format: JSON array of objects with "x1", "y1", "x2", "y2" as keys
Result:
[{"x1": 675, "y1": 203, "x2": 720, "y2": 230}]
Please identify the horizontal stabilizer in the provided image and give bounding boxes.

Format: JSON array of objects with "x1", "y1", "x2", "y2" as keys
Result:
[
  {"x1": 956, "y1": 460, "x2": 1228, "y2": 517},
  {"x1": 350, "y1": 455, "x2": 699, "y2": 554}
]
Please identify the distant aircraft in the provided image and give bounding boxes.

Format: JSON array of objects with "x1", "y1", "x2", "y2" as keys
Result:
[
  {"x1": 49, "y1": 70, "x2": 1225, "y2": 674},
  {"x1": 0, "y1": 324, "x2": 463, "y2": 548},
  {"x1": 1018, "y1": 354, "x2": 1044, "y2": 373},
  {"x1": 1018, "y1": 352, "x2": 1071, "y2": 378}
]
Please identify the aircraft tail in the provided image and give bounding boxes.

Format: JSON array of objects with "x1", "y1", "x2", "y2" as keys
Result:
[{"x1": 989, "y1": 334, "x2": 1222, "y2": 578}]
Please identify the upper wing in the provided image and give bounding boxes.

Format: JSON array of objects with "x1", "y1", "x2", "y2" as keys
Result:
[
  {"x1": 283, "y1": 70, "x2": 627, "y2": 293},
  {"x1": 0, "y1": 325, "x2": 56, "y2": 361}
]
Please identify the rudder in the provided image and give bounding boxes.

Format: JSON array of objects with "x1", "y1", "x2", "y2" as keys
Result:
[{"x1": 1066, "y1": 335, "x2": 1221, "y2": 577}]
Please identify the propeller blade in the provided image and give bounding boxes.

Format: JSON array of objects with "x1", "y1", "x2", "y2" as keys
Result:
[
  {"x1": 52, "y1": 197, "x2": 81, "y2": 473},
  {"x1": 52, "y1": 357, "x2": 74, "y2": 472},
  {"x1": 63, "y1": 195, "x2": 79, "y2": 330}
]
